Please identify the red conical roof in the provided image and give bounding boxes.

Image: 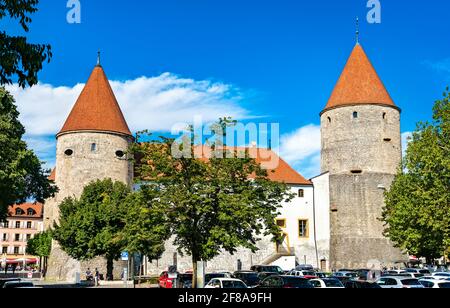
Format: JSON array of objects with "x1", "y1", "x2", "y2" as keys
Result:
[
  {"x1": 323, "y1": 44, "x2": 396, "y2": 113},
  {"x1": 58, "y1": 65, "x2": 132, "y2": 137}
]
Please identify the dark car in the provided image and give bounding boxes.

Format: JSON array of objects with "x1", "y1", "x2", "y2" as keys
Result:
[
  {"x1": 257, "y1": 272, "x2": 277, "y2": 281},
  {"x1": 233, "y1": 271, "x2": 260, "y2": 287},
  {"x1": 258, "y1": 275, "x2": 313, "y2": 289},
  {"x1": 250, "y1": 265, "x2": 284, "y2": 274},
  {"x1": 0, "y1": 278, "x2": 21, "y2": 288},
  {"x1": 2, "y1": 281, "x2": 35, "y2": 289},
  {"x1": 177, "y1": 273, "x2": 193, "y2": 289},
  {"x1": 344, "y1": 280, "x2": 382, "y2": 289}
]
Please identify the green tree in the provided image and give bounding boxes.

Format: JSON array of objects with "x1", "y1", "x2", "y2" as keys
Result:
[
  {"x1": 0, "y1": 88, "x2": 56, "y2": 221},
  {"x1": 132, "y1": 118, "x2": 293, "y2": 287},
  {"x1": 121, "y1": 185, "x2": 171, "y2": 261},
  {"x1": 52, "y1": 179, "x2": 131, "y2": 280},
  {"x1": 1, "y1": 0, "x2": 52, "y2": 87},
  {"x1": 383, "y1": 88, "x2": 450, "y2": 263},
  {"x1": 26, "y1": 230, "x2": 52, "y2": 276}
]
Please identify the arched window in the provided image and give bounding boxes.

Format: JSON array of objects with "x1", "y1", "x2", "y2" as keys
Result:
[
  {"x1": 327, "y1": 117, "x2": 331, "y2": 124},
  {"x1": 383, "y1": 112, "x2": 387, "y2": 120},
  {"x1": 115, "y1": 150, "x2": 125, "y2": 158},
  {"x1": 91, "y1": 143, "x2": 97, "y2": 152},
  {"x1": 298, "y1": 189, "x2": 305, "y2": 198},
  {"x1": 353, "y1": 112, "x2": 358, "y2": 119}
]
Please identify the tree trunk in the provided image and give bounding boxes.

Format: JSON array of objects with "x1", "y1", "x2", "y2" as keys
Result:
[
  {"x1": 107, "y1": 257, "x2": 114, "y2": 281},
  {"x1": 192, "y1": 256, "x2": 198, "y2": 289}
]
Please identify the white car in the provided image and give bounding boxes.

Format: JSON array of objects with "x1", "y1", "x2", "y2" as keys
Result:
[
  {"x1": 288, "y1": 270, "x2": 317, "y2": 278},
  {"x1": 431, "y1": 272, "x2": 450, "y2": 280},
  {"x1": 376, "y1": 276, "x2": 424, "y2": 289},
  {"x1": 419, "y1": 279, "x2": 450, "y2": 289},
  {"x1": 385, "y1": 270, "x2": 408, "y2": 275},
  {"x1": 309, "y1": 278, "x2": 345, "y2": 289},
  {"x1": 205, "y1": 278, "x2": 248, "y2": 289}
]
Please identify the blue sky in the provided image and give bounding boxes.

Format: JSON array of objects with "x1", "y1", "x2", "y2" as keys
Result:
[{"x1": 3, "y1": 0, "x2": 450, "y2": 178}]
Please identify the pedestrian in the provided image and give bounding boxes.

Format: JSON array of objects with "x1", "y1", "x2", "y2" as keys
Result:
[{"x1": 94, "y1": 268, "x2": 100, "y2": 286}]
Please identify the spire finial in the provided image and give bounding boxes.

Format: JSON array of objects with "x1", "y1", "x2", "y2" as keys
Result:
[
  {"x1": 97, "y1": 50, "x2": 101, "y2": 66},
  {"x1": 356, "y1": 17, "x2": 360, "y2": 44}
]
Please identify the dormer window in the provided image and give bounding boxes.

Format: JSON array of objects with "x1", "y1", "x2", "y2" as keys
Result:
[
  {"x1": 15, "y1": 208, "x2": 25, "y2": 216},
  {"x1": 27, "y1": 208, "x2": 36, "y2": 216},
  {"x1": 298, "y1": 189, "x2": 305, "y2": 198}
]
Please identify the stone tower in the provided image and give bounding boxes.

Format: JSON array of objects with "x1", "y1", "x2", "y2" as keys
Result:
[
  {"x1": 321, "y1": 43, "x2": 406, "y2": 270},
  {"x1": 44, "y1": 61, "x2": 133, "y2": 281}
]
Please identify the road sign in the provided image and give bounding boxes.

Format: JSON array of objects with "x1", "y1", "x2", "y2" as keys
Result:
[{"x1": 121, "y1": 252, "x2": 129, "y2": 261}]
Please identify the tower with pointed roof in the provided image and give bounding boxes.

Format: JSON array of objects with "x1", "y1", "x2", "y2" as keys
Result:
[
  {"x1": 321, "y1": 41, "x2": 406, "y2": 269},
  {"x1": 44, "y1": 59, "x2": 133, "y2": 281}
]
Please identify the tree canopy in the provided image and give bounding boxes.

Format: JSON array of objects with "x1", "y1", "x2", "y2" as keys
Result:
[
  {"x1": 0, "y1": 0, "x2": 51, "y2": 88},
  {"x1": 382, "y1": 88, "x2": 450, "y2": 261},
  {"x1": 0, "y1": 88, "x2": 56, "y2": 221},
  {"x1": 131, "y1": 118, "x2": 293, "y2": 286},
  {"x1": 26, "y1": 230, "x2": 52, "y2": 257}
]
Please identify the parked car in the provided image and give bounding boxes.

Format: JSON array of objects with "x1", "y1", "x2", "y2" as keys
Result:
[
  {"x1": 295, "y1": 264, "x2": 314, "y2": 271},
  {"x1": 383, "y1": 270, "x2": 407, "y2": 276},
  {"x1": 2, "y1": 281, "x2": 35, "y2": 289},
  {"x1": 205, "y1": 278, "x2": 248, "y2": 289},
  {"x1": 431, "y1": 272, "x2": 450, "y2": 280},
  {"x1": 0, "y1": 278, "x2": 21, "y2": 288},
  {"x1": 204, "y1": 273, "x2": 233, "y2": 285},
  {"x1": 287, "y1": 270, "x2": 318, "y2": 279},
  {"x1": 250, "y1": 265, "x2": 284, "y2": 274},
  {"x1": 258, "y1": 275, "x2": 313, "y2": 289},
  {"x1": 333, "y1": 271, "x2": 358, "y2": 278},
  {"x1": 177, "y1": 273, "x2": 193, "y2": 289},
  {"x1": 344, "y1": 280, "x2": 382, "y2": 289},
  {"x1": 419, "y1": 279, "x2": 450, "y2": 289},
  {"x1": 233, "y1": 271, "x2": 260, "y2": 287},
  {"x1": 257, "y1": 272, "x2": 277, "y2": 282},
  {"x1": 309, "y1": 278, "x2": 344, "y2": 288},
  {"x1": 405, "y1": 268, "x2": 431, "y2": 275},
  {"x1": 315, "y1": 272, "x2": 328, "y2": 278},
  {"x1": 158, "y1": 271, "x2": 174, "y2": 289},
  {"x1": 376, "y1": 276, "x2": 424, "y2": 289}
]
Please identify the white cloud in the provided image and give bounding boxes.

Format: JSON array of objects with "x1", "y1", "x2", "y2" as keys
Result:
[
  {"x1": 6, "y1": 72, "x2": 250, "y2": 136},
  {"x1": 279, "y1": 124, "x2": 321, "y2": 178}
]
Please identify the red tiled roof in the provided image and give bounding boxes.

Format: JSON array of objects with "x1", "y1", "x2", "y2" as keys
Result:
[
  {"x1": 58, "y1": 65, "x2": 132, "y2": 137},
  {"x1": 9, "y1": 203, "x2": 43, "y2": 218},
  {"x1": 48, "y1": 168, "x2": 56, "y2": 181},
  {"x1": 323, "y1": 44, "x2": 396, "y2": 113},
  {"x1": 194, "y1": 146, "x2": 312, "y2": 185}
]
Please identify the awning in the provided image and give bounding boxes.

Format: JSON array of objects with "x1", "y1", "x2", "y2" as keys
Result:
[{"x1": 5, "y1": 258, "x2": 38, "y2": 264}]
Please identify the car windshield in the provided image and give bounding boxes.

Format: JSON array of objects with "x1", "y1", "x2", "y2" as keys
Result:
[
  {"x1": 283, "y1": 277, "x2": 311, "y2": 288},
  {"x1": 438, "y1": 283, "x2": 450, "y2": 289},
  {"x1": 401, "y1": 279, "x2": 421, "y2": 286},
  {"x1": 206, "y1": 274, "x2": 226, "y2": 280},
  {"x1": 324, "y1": 279, "x2": 343, "y2": 288},
  {"x1": 264, "y1": 266, "x2": 283, "y2": 273},
  {"x1": 221, "y1": 281, "x2": 247, "y2": 289}
]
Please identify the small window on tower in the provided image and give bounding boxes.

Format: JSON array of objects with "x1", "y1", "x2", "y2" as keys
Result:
[
  {"x1": 383, "y1": 112, "x2": 387, "y2": 120},
  {"x1": 115, "y1": 150, "x2": 125, "y2": 158},
  {"x1": 353, "y1": 112, "x2": 358, "y2": 119},
  {"x1": 64, "y1": 149, "x2": 74, "y2": 156},
  {"x1": 327, "y1": 117, "x2": 332, "y2": 124},
  {"x1": 91, "y1": 143, "x2": 97, "y2": 152}
]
